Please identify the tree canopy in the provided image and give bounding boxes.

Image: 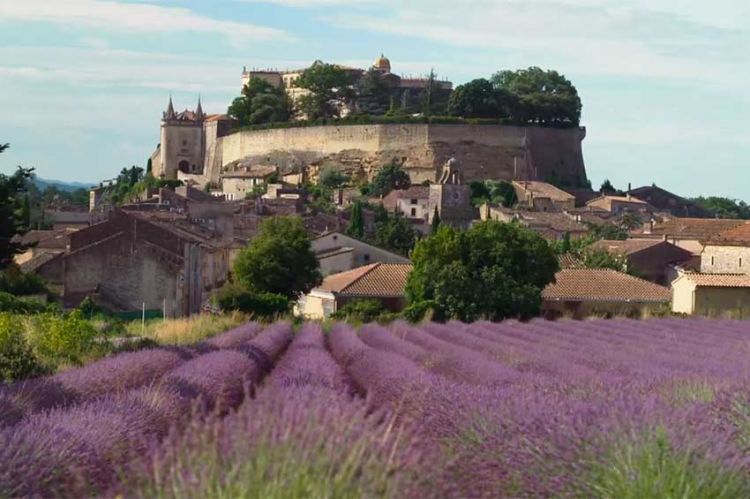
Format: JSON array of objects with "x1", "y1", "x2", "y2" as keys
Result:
[
  {"x1": 372, "y1": 206, "x2": 417, "y2": 256},
  {"x1": 491, "y1": 67, "x2": 582, "y2": 126},
  {"x1": 296, "y1": 64, "x2": 355, "y2": 120},
  {"x1": 469, "y1": 180, "x2": 518, "y2": 208},
  {"x1": 406, "y1": 220, "x2": 559, "y2": 322},
  {"x1": 229, "y1": 76, "x2": 293, "y2": 126},
  {"x1": 448, "y1": 78, "x2": 508, "y2": 119},
  {"x1": 691, "y1": 196, "x2": 750, "y2": 220},
  {"x1": 233, "y1": 216, "x2": 321, "y2": 301},
  {"x1": 370, "y1": 161, "x2": 411, "y2": 197},
  {"x1": 0, "y1": 144, "x2": 34, "y2": 268}
]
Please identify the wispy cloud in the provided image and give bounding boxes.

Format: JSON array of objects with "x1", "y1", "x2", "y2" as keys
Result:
[{"x1": 0, "y1": 0, "x2": 286, "y2": 40}]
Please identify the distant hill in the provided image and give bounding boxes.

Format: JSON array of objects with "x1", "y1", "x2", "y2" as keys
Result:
[{"x1": 33, "y1": 177, "x2": 95, "y2": 192}]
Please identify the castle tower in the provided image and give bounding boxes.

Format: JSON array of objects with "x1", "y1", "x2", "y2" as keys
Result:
[{"x1": 157, "y1": 97, "x2": 206, "y2": 180}]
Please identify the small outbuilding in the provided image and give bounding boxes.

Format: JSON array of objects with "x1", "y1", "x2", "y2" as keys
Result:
[{"x1": 671, "y1": 273, "x2": 750, "y2": 319}]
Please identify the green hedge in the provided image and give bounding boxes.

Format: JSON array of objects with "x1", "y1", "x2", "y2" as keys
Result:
[{"x1": 233, "y1": 115, "x2": 580, "y2": 134}]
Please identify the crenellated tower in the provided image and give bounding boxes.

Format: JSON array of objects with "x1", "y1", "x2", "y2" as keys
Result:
[{"x1": 155, "y1": 96, "x2": 206, "y2": 180}]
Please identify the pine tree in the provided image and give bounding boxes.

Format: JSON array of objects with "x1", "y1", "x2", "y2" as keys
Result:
[{"x1": 347, "y1": 201, "x2": 365, "y2": 239}]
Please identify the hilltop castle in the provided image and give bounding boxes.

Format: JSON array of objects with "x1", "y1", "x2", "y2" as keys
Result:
[{"x1": 150, "y1": 55, "x2": 588, "y2": 191}]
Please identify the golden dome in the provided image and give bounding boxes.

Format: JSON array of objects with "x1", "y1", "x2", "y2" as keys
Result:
[{"x1": 374, "y1": 53, "x2": 391, "y2": 73}]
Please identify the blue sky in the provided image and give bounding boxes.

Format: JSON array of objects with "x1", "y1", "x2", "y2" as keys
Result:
[{"x1": 0, "y1": 0, "x2": 748, "y2": 200}]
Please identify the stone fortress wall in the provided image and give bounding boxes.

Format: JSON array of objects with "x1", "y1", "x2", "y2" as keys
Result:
[{"x1": 208, "y1": 124, "x2": 588, "y2": 185}]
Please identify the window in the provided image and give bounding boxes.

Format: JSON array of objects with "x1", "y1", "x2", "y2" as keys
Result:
[
  {"x1": 711, "y1": 256, "x2": 715, "y2": 266},
  {"x1": 411, "y1": 199, "x2": 418, "y2": 205},
  {"x1": 363, "y1": 254, "x2": 370, "y2": 262},
  {"x1": 411, "y1": 208, "x2": 417, "y2": 217},
  {"x1": 182, "y1": 140, "x2": 188, "y2": 146},
  {"x1": 740, "y1": 258, "x2": 743, "y2": 268}
]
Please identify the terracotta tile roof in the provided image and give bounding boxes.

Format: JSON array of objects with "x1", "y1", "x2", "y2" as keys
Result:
[
  {"x1": 587, "y1": 195, "x2": 649, "y2": 207},
  {"x1": 318, "y1": 263, "x2": 412, "y2": 297},
  {"x1": 513, "y1": 181, "x2": 575, "y2": 202},
  {"x1": 19, "y1": 251, "x2": 63, "y2": 273},
  {"x1": 639, "y1": 217, "x2": 747, "y2": 240},
  {"x1": 13, "y1": 229, "x2": 75, "y2": 249},
  {"x1": 706, "y1": 222, "x2": 750, "y2": 246},
  {"x1": 381, "y1": 186, "x2": 430, "y2": 211},
  {"x1": 592, "y1": 239, "x2": 664, "y2": 255},
  {"x1": 680, "y1": 273, "x2": 750, "y2": 288},
  {"x1": 542, "y1": 269, "x2": 671, "y2": 303},
  {"x1": 518, "y1": 212, "x2": 588, "y2": 234}
]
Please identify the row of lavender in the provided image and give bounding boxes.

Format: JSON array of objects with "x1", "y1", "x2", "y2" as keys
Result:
[
  {"x1": 328, "y1": 319, "x2": 750, "y2": 496},
  {"x1": 0, "y1": 322, "x2": 293, "y2": 497}
]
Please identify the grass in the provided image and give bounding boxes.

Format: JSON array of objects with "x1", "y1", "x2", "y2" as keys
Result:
[
  {"x1": 582, "y1": 430, "x2": 750, "y2": 499},
  {"x1": 125, "y1": 312, "x2": 250, "y2": 346}
]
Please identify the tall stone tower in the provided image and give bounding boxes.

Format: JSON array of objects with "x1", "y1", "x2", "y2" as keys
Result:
[
  {"x1": 157, "y1": 97, "x2": 206, "y2": 180},
  {"x1": 429, "y1": 158, "x2": 475, "y2": 228}
]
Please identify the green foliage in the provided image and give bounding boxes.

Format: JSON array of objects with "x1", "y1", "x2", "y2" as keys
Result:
[
  {"x1": 346, "y1": 201, "x2": 365, "y2": 239},
  {"x1": 581, "y1": 247, "x2": 628, "y2": 272},
  {"x1": 356, "y1": 68, "x2": 392, "y2": 115},
  {"x1": 600, "y1": 179, "x2": 618, "y2": 194},
  {"x1": 233, "y1": 216, "x2": 322, "y2": 301},
  {"x1": 331, "y1": 299, "x2": 385, "y2": 323},
  {"x1": 491, "y1": 67, "x2": 582, "y2": 126},
  {"x1": 318, "y1": 167, "x2": 349, "y2": 189},
  {"x1": 582, "y1": 430, "x2": 750, "y2": 499},
  {"x1": 0, "y1": 292, "x2": 48, "y2": 314},
  {"x1": 228, "y1": 77, "x2": 293, "y2": 126},
  {"x1": 214, "y1": 282, "x2": 290, "y2": 319},
  {"x1": 0, "y1": 313, "x2": 47, "y2": 382},
  {"x1": 373, "y1": 210, "x2": 417, "y2": 256},
  {"x1": 448, "y1": 78, "x2": 510, "y2": 119},
  {"x1": 691, "y1": 196, "x2": 750, "y2": 219},
  {"x1": 370, "y1": 161, "x2": 411, "y2": 197},
  {"x1": 406, "y1": 221, "x2": 559, "y2": 322},
  {"x1": 469, "y1": 180, "x2": 518, "y2": 207},
  {"x1": 30, "y1": 310, "x2": 98, "y2": 367},
  {"x1": 585, "y1": 221, "x2": 629, "y2": 241},
  {"x1": 0, "y1": 264, "x2": 47, "y2": 295},
  {"x1": 0, "y1": 164, "x2": 35, "y2": 267},
  {"x1": 296, "y1": 64, "x2": 356, "y2": 120}
]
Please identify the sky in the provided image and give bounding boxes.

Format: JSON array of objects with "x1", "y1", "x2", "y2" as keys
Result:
[{"x1": 0, "y1": 0, "x2": 748, "y2": 200}]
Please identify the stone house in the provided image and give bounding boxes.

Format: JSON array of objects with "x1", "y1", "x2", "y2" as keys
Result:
[
  {"x1": 512, "y1": 181, "x2": 576, "y2": 212},
  {"x1": 312, "y1": 231, "x2": 410, "y2": 275},
  {"x1": 541, "y1": 268, "x2": 671, "y2": 319},
  {"x1": 632, "y1": 217, "x2": 747, "y2": 256},
  {"x1": 700, "y1": 222, "x2": 750, "y2": 275},
  {"x1": 220, "y1": 166, "x2": 278, "y2": 201},
  {"x1": 296, "y1": 262, "x2": 412, "y2": 320},
  {"x1": 381, "y1": 186, "x2": 431, "y2": 221},
  {"x1": 591, "y1": 239, "x2": 695, "y2": 284},
  {"x1": 671, "y1": 273, "x2": 750, "y2": 318},
  {"x1": 61, "y1": 209, "x2": 231, "y2": 317},
  {"x1": 586, "y1": 195, "x2": 651, "y2": 215},
  {"x1": 481, "y1": 205, "x2": 587, "y2": 241}
]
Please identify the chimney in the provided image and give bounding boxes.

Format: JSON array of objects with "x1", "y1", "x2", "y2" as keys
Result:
[{"x1": 626, "y1": 182, "x2": 632, "y2": 200}]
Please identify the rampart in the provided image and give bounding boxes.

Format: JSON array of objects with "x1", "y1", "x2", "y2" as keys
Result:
[{"x1": 211, "y1": 124, "x2": 588, "y2": 185}]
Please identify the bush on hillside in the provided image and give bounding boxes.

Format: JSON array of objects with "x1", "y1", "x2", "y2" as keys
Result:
[
  {"x1": 0, "y1": 292, "x2": 48, "y2": 314},
  {"x1": 29, "y1": 311, "x2": 99, "y2": 368},
  {"x1": 331, "y1": 299, "x2": 385, "y2": 323},
  {"x1": 0, "y1": 266, "x2": 47, "y2": 296},
  {"x1": 0, "y1": 313, "x2": 47, "y2": 382}
]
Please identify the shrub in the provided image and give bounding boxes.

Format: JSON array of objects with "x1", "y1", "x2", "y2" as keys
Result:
[
  {"x1": 0, "y1": 314, "x2": 46, "y2": 382},
  {"x1": 0, "y1": 292, "x2": 47, "y2": 314},
  {"x1": 214, "y1": 283, "x2": 290, "y2": 319},
  {"x1": 29, "y1": 311, "x2": 98, "y2": 368},
  {"x1": 331, "y1": 299, "x2": 384, "y2": 323},
  {"x1": 0, "y1": 266, "x2": 47, "y2": 296}
]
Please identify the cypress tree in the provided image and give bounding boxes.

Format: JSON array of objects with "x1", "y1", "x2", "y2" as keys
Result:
[
  {"x1": 347, "y1": 201, "x2": 365, "y2": 239},
  {"x1": 431, "y1": 206, "x2": 441, "y2": 234}
]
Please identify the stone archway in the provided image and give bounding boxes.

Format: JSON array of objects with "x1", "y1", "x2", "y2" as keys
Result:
[{"x1": 178, "y1": 160, "x2": 190, "y2": 173}]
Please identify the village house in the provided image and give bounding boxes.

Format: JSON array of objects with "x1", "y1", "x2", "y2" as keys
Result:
[
  {"x1": 591, "y1": 239, "x2": 695, "y2": 284},
  {"x1": 632, "y1": 217, "x2": 747, "y2": 256},
  {"x1": 671, "y1": 273, "x2": 750, "y2": 318},
  {"x1": 61, "y1": 209, "x2": 232, "y2": 317},
  {"x1": 699, "y1": 222, "x2": 750, "y2": 275},
  {"x1": 220, "y1": 165, "x2": 278, "y2": 201},
  {"x1": 381, "y1": 186, "x2": 431, "y2": 221},
  {"x1": 512, "y1": 181, "x2": 576, "y2": 212},
  {"x1": 296, "y1": 262, "x2": 412, "y2": 320},
  {"x1": 481, "y1": 205, "x2": 588, "y2": 241},
  {"x1": 311, "y1": 231, "x2": 410, "y2": 275},
  {"x1": 541, "y1": 268, "x2": 671, "y2": 319},
  {"x1": 586, "y1": 194, "x2": 651, "y2": 215}
]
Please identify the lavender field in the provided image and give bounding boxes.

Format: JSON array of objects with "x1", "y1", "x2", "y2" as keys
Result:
[{"x1": 2, "y1": 318, "x2": 750, "y2": 497}]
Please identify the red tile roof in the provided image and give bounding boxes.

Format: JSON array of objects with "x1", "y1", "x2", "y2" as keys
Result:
[
  {"x1": 636, "y1": 217, "x2": 747, "y2": 240},
  {"x1": 680, "y1": 273, "x2": 750, "y2": 288},
  {"x1": 542, "y1": 269, "x2": 671, "y2": 303},
  {"x1": 706, "y1": 222, "x2": 750, "y2": 246},
  {"x1": 318, "y1": 263, "x2": 412, "y2": 297}
]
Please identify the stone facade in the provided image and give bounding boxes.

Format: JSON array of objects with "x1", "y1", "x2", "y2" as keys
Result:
[{"x1": 701, "y1": 245, "x2": 750, "y2": 274}]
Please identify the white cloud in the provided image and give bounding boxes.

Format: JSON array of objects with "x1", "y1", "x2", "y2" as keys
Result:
[{"x1": 0, "y1": 0, "x2": 286, "y2": 40}]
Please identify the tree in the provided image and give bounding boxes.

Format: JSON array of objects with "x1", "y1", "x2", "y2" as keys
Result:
[
  {"x1": 233, "y1": 216, "x2": 322, "y2": 301},
  {"x1": 431, "y1": 206, "x2": 441, "y2": 234},
  {"x1": 600, "y1": 179, "x2": 618, "y2": 195},
  {"x1": 318, "y1": 167, "x2": 348, "y2": 189},
  {"x1": 581, "y1": 248, "x2": 628, "y2": 272},
  {"x1": 347, "y1": 201, "x2": 365, "y2": 239},
  {"x1": 0, "y1": 144, "x2": 35, "y2": 268},
  {"x1": 406, "y1": 221, "x2": 559, "y2": 322},
  {"x1": 356, "y1": 68, "x2": 392, "y2": 115},
  {"x1": 447, "y1": 78, "x2": 506, "y2": 119},
  {"x1": 469, "y1": 180, "x2": 517, "y2": 207},
  {"x1": 491, "y1": 67, "x2": 582, "y2": 126},
  {"x1": 371, "y1": 161, "x2": 411, "y2": 197},
  {"x1": 296, "y1": 63, "x2": 355, "y2": 120},
  {"x1": 691, "y1": 196, "x2": 750, "y2": 220},
  {"x1": 374, "y1": 211, "x2": 417, "y2": 256},
  {"x1": 228, "y1": 76, "x2": 293, "y2": 126}
]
